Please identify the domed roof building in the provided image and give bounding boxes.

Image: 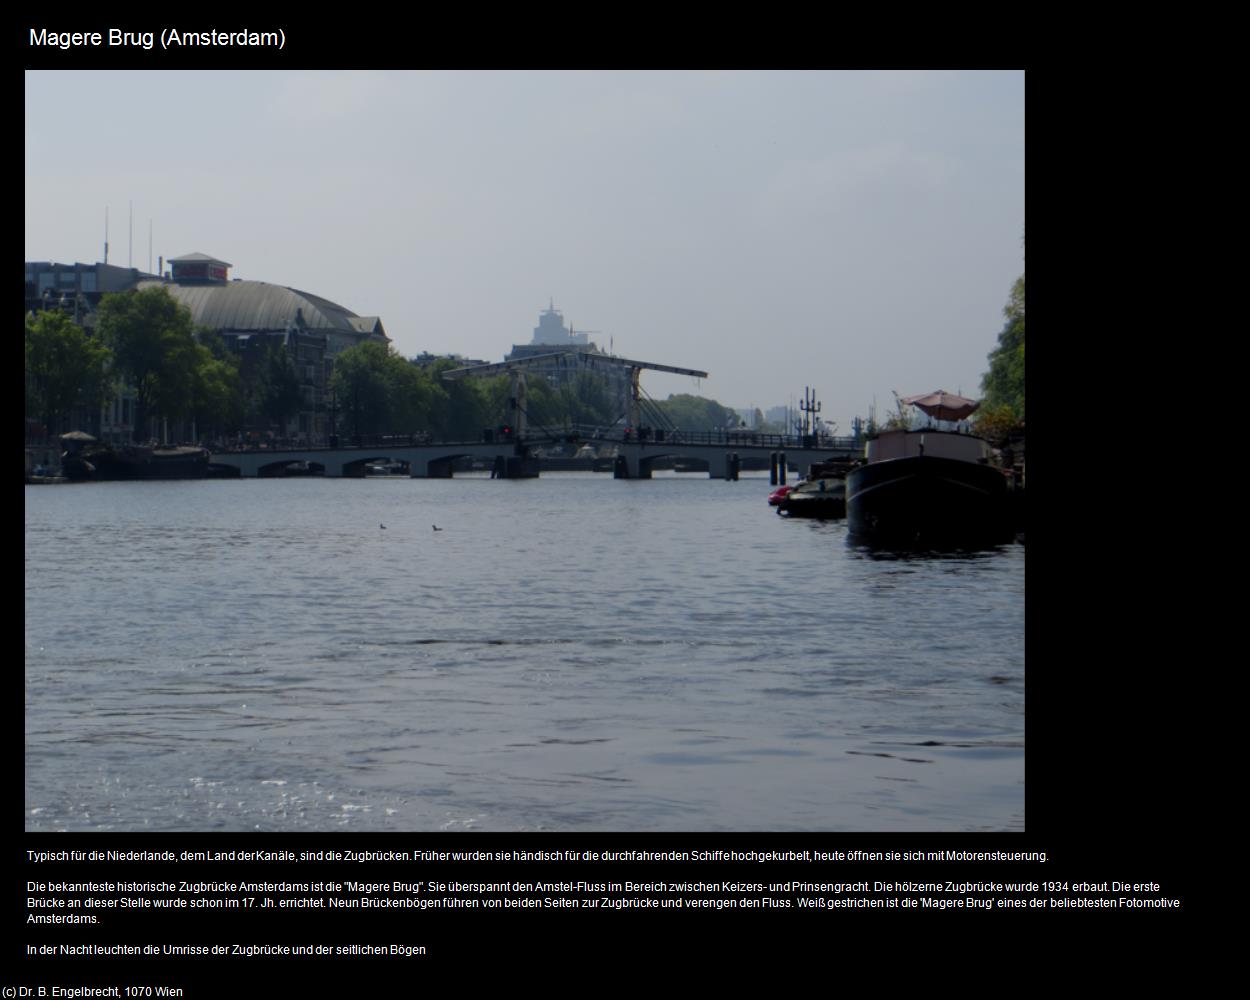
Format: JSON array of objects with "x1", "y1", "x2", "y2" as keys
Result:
[
  {"x1": 137, "y1": 253, "x2": 388, "y2": 355},
  {"x1": 26, "y1": 252, "x2": 391, "y2": 447},
  {"x1": 136, "y1": 253, "x2": 389, "y2": 445}
]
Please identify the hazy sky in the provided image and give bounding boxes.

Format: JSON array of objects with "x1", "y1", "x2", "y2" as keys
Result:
[{"x1": 25, "y1": 70, "x2": 1023, "y2": 433}]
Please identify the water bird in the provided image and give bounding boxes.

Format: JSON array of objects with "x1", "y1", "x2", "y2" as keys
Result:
[
  {"x1": 380, "y1": 523, "x2": 387, "y2": 529},
  {"x1": 432, "y1": 525, "x2": 443, "y2": 531}
]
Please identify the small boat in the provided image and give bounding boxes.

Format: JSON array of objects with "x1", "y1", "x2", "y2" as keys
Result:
[
  {"x1": 773, "y1": 459, "x2": 853, "y2": 518},
  {"x1": 25, "y1": 451, "x2": 64, "y2": 483},
  {"x1": 259, "y1": 459, "x2": 325, "y2": 478},
  {"x1": 776, "y1": 476, "x2": 846, "y2": 518},
  {"x1": 60, "y1": 434, "x2": 211, "y2": 481},
  {"x1": 364, "y1": 461, "x2": 409, "y2": 477}
]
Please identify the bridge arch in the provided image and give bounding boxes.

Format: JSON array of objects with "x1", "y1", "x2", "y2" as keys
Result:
[
  {"x1": 257, "y1": 459, "x2": 325, "y2": 478},
  {"x1": 340, "y1": 455, "x2": 408, "y2": 478},
  {"x1": 420, "y1": 452, "x2": 474, "y2": 478},
  {"x1": 637, "y1": 452, "x2": 684, "y2": 479}
]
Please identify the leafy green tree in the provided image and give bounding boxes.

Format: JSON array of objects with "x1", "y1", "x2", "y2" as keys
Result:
[
  {"x1": 96, "y1": 287, "x2": 200, "y2": 441},
  {"x1": 654, "y1": 393, "x2": 738, "y2": 432},
  {"x1": 559, "y1": 372, "x2": 618, "y2": 427},
  {"x1": 189, "y1": 341, "x2": 243, "y2": 440},
  {"x1": 195, "y1": 327, "x2": 234, "y2": 364},
  {"x1": 423, "y1": 360, "x2": 496, "y2": 439},
  {"x1": 387, "y1": 358, "x2": 443, "y2": 433},
  {"x1": 979, "y1": 274, "x2": 1025, "y2": 425},
  {"x1": 331, "y1": 341, "x2": 445, "y2": 437},
  {"x1": 24, "y1": 310, "x2": 113, "y2": 438},
  {"x1": 332, "y1": 342, "x2": 390, "y2": 436},
  {"x1": 153, "y1": 325, "x2": 203, "y2": 427},
  {"x1": 880, "y1": 391, "x2": 913, "y2": 432},
  {"x1": 518, "y1": 375, "x2": 563, "y2": 431},
  {"x1": 255, "y1": 340, "x2": 303, "y2": 432}
]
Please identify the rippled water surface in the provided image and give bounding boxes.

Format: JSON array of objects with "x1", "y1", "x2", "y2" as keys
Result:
[{"x1": 25, "y1": 473, "x2": 1024, "y2": 831}]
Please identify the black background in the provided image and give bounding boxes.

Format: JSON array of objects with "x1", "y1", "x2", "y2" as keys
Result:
[{"x1": 22, "y1": 29, "x2": 1200, "y2": 984}]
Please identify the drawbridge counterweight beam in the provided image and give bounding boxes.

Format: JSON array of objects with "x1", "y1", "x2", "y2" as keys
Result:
[{"x1": 442, "y1": 352, "x2": 708, "y2": 440}]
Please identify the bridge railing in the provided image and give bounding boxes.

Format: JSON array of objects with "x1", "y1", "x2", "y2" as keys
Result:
[
  {"x1": 212, "y1": 432, "x2": 474, "y2": 454},
  {"x1": 209, "y1": 429, "x2": 864, "y2": 455},
  {"x1": 538, "y1": 427, "x2": 862, "y2": 451}
]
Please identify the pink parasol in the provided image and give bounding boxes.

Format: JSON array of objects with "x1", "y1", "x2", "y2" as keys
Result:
[{"x1": 900, "y1": 390, "x2": 981, "y2": 422}]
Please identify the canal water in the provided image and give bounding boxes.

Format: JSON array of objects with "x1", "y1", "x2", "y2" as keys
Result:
[{"x1": 24, "y1": 472, "x2": 1024, "y2": 832}]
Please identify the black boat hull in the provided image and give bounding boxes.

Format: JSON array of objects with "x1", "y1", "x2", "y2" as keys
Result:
[
  {"x1": 846, "y1": 455, "x2": 1010, "y2": 547},
  {"x1": 61, "y1": 446, "x2": 211, "y2": 482},
  {"x1": 777, "y1": 495, "x2": 846, "y2": 518}
]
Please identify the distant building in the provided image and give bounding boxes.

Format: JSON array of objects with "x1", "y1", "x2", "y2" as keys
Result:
[
  {"x1": 142, "y1": 252, "x2": 388, "y2": 358},
  {"x1": 25, "y1": 260, "x2": 162, "y2": 443},
  {"x1": 412, "y1": 351, "x2": 490, "y2": 369},
  {"x1": 529, "y1": 299, "x2": 589, "y2": 347},
  {"x1": 765, "y1": 405, "x2": 791, "y2": 429},
  {"x1": 507, "y1": 300, "x2": 596, "y2": 366},
  {"x1": 504, "y1": 301, "x2": 628, "y2": 411},
  {"x1": 25, "y1": 253, "x2": 391, "y2": 445},
  {"x1": 137, "y1": 253, "x2": 389, "y2": 443},
  {"x1": 25, "y1": 260, "x2": 157, "y2": 315}
]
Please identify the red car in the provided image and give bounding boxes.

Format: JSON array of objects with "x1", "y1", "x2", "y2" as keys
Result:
[{"x1": 768, "y1": 484, "x2": 795, "y2": 506}]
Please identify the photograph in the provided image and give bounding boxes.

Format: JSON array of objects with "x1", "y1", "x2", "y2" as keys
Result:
[{"x1": 25, "y1": 68, "x2": 1026, "y2": 836}]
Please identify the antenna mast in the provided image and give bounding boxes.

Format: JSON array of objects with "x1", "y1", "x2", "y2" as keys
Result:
[{"x1": 799, "y1": 386, "x2": 822, "y2": 437}]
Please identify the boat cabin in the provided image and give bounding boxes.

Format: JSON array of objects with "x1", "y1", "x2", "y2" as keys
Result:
[{"x1": 865, "y1": 428, "x2": 990, "y2": 464}]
